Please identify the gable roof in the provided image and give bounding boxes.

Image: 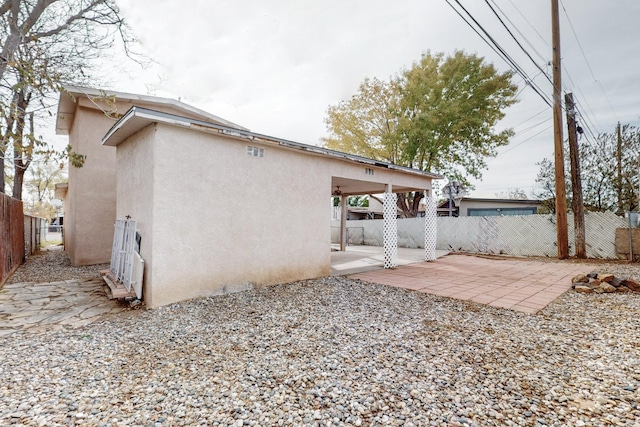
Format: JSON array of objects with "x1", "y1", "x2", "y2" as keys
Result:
[
  {"x1": 56, "y1": 85, "x2": 248, "y2": 135},
  {"x1": 103, "y1": 106, "x2": 442, "y2": 180}
]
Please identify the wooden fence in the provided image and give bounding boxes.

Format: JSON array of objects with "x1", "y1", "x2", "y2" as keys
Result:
[
  {"x1": 1, "y1": 193, "x2": 25, "y2": 286},
  {"x1": 24, "y1": 215, "x2": 46, "y2": 257}
]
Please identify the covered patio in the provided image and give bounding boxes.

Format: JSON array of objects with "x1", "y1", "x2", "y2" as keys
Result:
[{"x1": 330, "y1": 175, "x2": 440, "y2": 271}]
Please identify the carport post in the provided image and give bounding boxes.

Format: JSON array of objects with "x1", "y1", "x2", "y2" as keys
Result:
[
  {"x1": 383, "y1": 184, "x2": 398, "y2": 268},
  {"x1": 339, "y1": 194, "x2": 347, "y2": 251},
  {"x1": 424, "y1": 191, "x2": 437, "y2": 261}
]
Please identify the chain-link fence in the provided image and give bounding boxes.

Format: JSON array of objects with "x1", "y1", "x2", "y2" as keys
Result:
[
  {"x1": 332, "y1": 210, "x2": 632, "y2": 260},
  {"x1": 617, "y1": 211, "x2": 639, "y2": 261}
]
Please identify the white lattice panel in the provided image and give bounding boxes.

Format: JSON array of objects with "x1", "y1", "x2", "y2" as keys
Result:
[
  {"x1": 435, "y1": 211, "x2": 627, "y2": 259},
  {"x1": 383, "y1": 192, "x2": 398, "y2": 268},
  {"x1": 424, "y1": 195, "x2": 437, "y2": 261}
]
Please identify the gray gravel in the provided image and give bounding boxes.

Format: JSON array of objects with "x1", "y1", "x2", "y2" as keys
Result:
[
  {"x1": 1, "y1": 265, "x2": 640, "y2": 426},
  {"x1": 6, "y1": 248, "x2": 108, "y2": 284}
]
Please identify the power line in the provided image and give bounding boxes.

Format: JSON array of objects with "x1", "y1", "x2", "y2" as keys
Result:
[
  {"x1": 506, "y1": 0, "x2": 550, "y2": 48},
  {"x1": 559, "y1": 0, "x2": 619, "y2": 122},
  {"x1": 444, "y1": 0, "x2": 553, "y2": 108},
  {"x1": 513, "y1": 108, "x2": 549, "y2": 128},
  {"x1": 516, "y1": 117, "x2": 552, "y2": 135},
  {"x1": 488, "y1": 0, "x2": 548, "y2": 65},
  {"x1": 498, "y1": 124, "x2": 554, "y2": 156},
  {"x1": 483, "y1": 0, "x2": 553, "y2": 86}
]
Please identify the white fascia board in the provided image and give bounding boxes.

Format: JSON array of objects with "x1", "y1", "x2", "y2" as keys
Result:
[{"x1": 102, "y1": 108, "x2": 192, "y2": 146}]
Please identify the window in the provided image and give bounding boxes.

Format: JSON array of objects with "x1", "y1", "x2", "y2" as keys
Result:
[
  {"x1": 365, "y1": 168, "x2": 374, "y2": 175},
  {"x1": 467, "y1": 207, "x2": 537, "y2": 217}
]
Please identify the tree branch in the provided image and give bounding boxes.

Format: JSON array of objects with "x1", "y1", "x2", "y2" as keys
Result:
[{"x1": 27, "y1": 0, "x2": 108, "y2": 41}]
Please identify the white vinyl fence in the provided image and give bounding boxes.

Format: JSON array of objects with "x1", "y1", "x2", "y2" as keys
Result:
[{"x1": 331, "y1": 211, "x2": 627, "y2": 259}]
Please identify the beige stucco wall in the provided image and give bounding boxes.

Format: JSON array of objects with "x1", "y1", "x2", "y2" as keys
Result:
[
  {"x1": 116, "y1": 123, "x2": 432, "y2": 308},
  {"x1": 115, "y1": 124, "x2": 156, "y2": 303},
  {"x1": 65, "y1": 105, "x2": 118, "y2": 265},
  {"x1": 63, "y1": 96, "x2": 243, "y2": 265}
]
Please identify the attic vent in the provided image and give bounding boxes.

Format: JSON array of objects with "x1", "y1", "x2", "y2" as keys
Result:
[
  {"x1": 246, "y1": 145, "x2": 264, "y2": 158},
  {"x1": 365, "y1": 168, "x2": 374, "y2": 175}
]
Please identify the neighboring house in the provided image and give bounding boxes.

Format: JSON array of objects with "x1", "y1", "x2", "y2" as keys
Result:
[
  {"x1": 333, "y1": 196, "x2": 426, "y2": 220},
  {"x1": 54, "y1": 86, "x2": 247, "y2": 266},
  {"x1": 99, "y1": 105, "x2": 439, "y2": 308},
  {"x1": 437, "y1": 197, "x2": 542, "y2": 217}
]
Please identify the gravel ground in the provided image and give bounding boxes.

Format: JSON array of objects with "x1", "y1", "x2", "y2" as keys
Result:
[
  {"x1": 1, "y1": 253, "x2": 640, "y2": 426},
  {"x1": 6, "y1": 248, "x2": 108, "y2": 284}
]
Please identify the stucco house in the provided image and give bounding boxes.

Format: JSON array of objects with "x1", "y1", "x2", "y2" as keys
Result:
[
  {"x1": 99, "y1": 105, "x2": 439, "y2": 308},
  {"x1": 54, "y1": 86, "x2": 246, "y2": 265},
  {"x1": 437, "y1": 197, "x2": 543, "y2": 217}
]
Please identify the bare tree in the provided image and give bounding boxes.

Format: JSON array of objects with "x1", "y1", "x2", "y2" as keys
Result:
[
  {"x1": 0, "y1": 0, "x2": 140, "y2": 199},
  {"x1": 495, "y1": 188, "x2": 529, "y2": 200}
]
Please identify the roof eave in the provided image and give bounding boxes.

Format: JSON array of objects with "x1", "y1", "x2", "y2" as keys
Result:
[
  {"x1": 102, "y1": 106, "x2": 443, "y2": 180},
  {"x1": 56, "y1": 85, "x2": 249, "y2": 135}
]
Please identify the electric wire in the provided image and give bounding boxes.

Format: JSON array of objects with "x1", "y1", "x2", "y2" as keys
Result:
[
  {"x1": 506, "y1": 0, "x2": 550, "y2": 48},
  {"x1": 483, "y1": 0, "x2": 553, "y2": 86},
  {"x1": 515, "y1": 117, "x2": 552, "y2": 136},
  {"x1": 498, "y1": 124, "x2": 554, "y2": 156},
  {"x1": 444, "y1": 0, "x2": 554, "y2": 108},
  {"x1": 559, "y1": 0, "x2": 619, "y2": 122},
  {"x1": 493, "y1": 1, "x2": 606, "y2": 152},
  {"x1": 513, "y1": 108, "x2": 549, "y2": 128},
  {"x1": 488, "y1": 0, "x2": 548, "y2": 64}
]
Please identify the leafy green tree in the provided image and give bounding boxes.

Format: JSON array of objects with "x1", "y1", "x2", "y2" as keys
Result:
[
  {"x1": 324, "y1": 51, "x2": 518, "y2": 216},
  {"x1": 397, "y1": 51, "x2": 517, "y2": 182},
  {"x1": 348, "y1": 195, "x2": 369, "y2": 208},
  {"x1": 323, "y1": 77, "x2": 402, "y2": 163}
]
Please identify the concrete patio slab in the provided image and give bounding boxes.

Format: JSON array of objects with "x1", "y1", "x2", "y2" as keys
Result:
[
  {"x1": 330, "y1": 245, "x2": 449, "y2": 276},
  {"x1": 351, "y1": 253, "x2": 590, "y2": 314}
]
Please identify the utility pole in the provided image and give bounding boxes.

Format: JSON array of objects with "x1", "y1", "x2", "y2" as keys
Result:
[
  {"x1": 616, "y1": 122, "x2": 623, "y2": 213},
  {"x1": 552, "y1": 0, "x2": 569, "y2": 259},
  {"x1": 565, "y1": 93, "x2": 586, "y2": 258}
]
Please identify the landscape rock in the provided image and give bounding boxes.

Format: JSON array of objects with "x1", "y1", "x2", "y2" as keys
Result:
[
  {"x1": 572, "y1": 274, "x2": 588, "y2": 283},
  {"x1": 598, "y1": 283, "x2": 616, "y2": 293},
  {"x1": 572, "y1": 269, "x2": 640, "y2": 294},
  {"x1": 597, "y1": 273, "x2": 615, "y2": 283},
  {"x1": 610, "y1": 277, "x2": 624, "y2": 287},
  {"x1": 622, "y1": 278, "x2": 640, "y2": 292}
]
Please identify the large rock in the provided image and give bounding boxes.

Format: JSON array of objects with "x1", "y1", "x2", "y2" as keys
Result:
[
  {"x1": 572, "y1": 274, "x2": 589, "y2": 284},
  {"x1": 597, "y1": 273, "x2": 615, "y2": 283},
  {"x1": 574, "y1": 285, "x2": 594, "y2": 294},
  {"x1": 610, "y1": 277, "x2": 624, "y2": 287},
  {"x1": 598, "y1": 283, "x2": 616, "y2": 293},
  {"x1": 621, "y1": 278, "x2": 640, "y2": 292}
]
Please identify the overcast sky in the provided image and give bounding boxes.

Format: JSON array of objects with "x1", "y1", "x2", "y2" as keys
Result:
[{"x1": 112, "y1": 0, "x2": 640, "y2": 198}]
